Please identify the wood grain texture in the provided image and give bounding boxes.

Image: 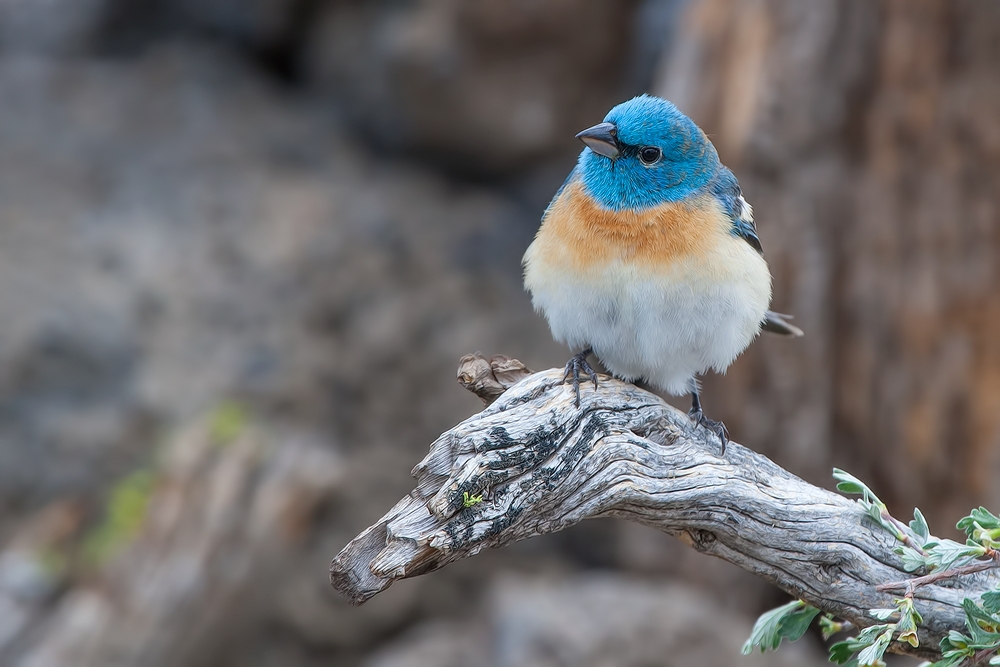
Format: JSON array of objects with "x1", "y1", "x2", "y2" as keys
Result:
[{"x1": 331, "y1": 362, "x2": 1000, "y2": 660}]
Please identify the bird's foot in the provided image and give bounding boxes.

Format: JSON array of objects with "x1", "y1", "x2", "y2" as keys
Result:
[
  {"x1": 561, "y1": 348, "x2": 598, "y2": 408},
  {"x1": 688, "y1": 408, "x2": 729, "y2": 456}
]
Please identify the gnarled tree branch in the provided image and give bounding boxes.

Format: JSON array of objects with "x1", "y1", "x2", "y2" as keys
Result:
[{"x1": 330, "y1": 355, "x2": 1000, "y2": 660}]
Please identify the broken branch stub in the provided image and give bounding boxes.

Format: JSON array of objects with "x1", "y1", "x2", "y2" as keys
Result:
[
  {"x1": 456, "y1": 351, "x2": 533, "y2": 406},
  {"x1": 330, "y1": 358, "x2": 1000, "y2": 660}
]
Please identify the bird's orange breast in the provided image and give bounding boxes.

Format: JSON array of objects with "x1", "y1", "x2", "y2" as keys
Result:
[{"x1": 529, "y1": 180, "x2": 732, "y2": 275}]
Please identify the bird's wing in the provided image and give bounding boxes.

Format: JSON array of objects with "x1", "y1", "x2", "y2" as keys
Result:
[
  {"x1": 711, "y1": 167, "x2": 762, "y2": 255},
  {"x1": 732, "y1": 194, "x2": 761, "y2": 254},
  {"x1": 761, "y1": 310, "x2": 804, "y2": 337}
]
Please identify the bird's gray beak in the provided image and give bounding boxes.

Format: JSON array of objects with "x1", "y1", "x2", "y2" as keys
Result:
[{"x1": 576, "y1": 122, "x2": 621, "y2": 160}]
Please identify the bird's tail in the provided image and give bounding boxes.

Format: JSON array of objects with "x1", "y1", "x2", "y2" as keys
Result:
[{"x1": 761, "y1": 310, "x2": 804, "y2": 337}]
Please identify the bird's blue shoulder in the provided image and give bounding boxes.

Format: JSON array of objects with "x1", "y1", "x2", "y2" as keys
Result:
[
  {"x1": 708, "y1": 168, "x2": 762, "y2": 254},
  {"x1": 543, "y1": 167, "x2": 578, "y2": 218}
]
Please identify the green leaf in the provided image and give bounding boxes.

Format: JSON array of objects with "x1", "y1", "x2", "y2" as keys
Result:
[
  {"x1": 910, "y1": 507, "x2": 929, "y2": 542},
  {"x1": 829, "y1": 640, "x2": 859, "y2": 664},
  {"x1": 828, "y1": 625, "x2": 896, "y2": 667},
  {"x1": 778, "y1": 604, "x2": 821, "y2": 643},
  {"x1": 895, "y1": 545, "x2": 930, "y2": 572},
  {"x1": 868, "y1": 608, "x2": 897, "y2": 621},
  {"x1": 462, "y1": 491, "x2": 484, "y2": 508},
  {"x1": 983, "y1": 590, "x2": 1000, "y2": 616},
  {"x1": 830, "y1": 470, "x2": 910, "y2": 542},
  {"x1": 820, "y1": 614, "x2": 847, "y2": 640},
  {"x1": 927, "y1": 651, "x2": 975, "y2": 667},
  {"x1": 854, "y1": 624, "x2": 891, "y2": 644},
  {"x1": 962, "y1": 598, "x2": 1000, "y2": 647},
  {"x1": 833, "y1": 468, "x2": 883, "y2": 506},
  {"x1": 958, "y1": 508, "x2": 1000, "y2": 534},
  {"x1": 926, "y1": 538, "x2": 987, "y2": 571},
  {"x1": 944, "y1": 629, "x2": 971, "y2": 650},
  {"x1": 897, "y1": 627, "x2": 918, "y2": 648},
  {"x1": 856, "y1": 627, "x2": 893, "y2": 666},
  {"x1": 866, "y1": 503, "x2": 884, "y2": 524},
  {"x1": 896, "y1": 599, "x2": 921, "y2": 648},
  {"x1": 743, "y1": 600, "x2": 802, "y2": 654},
  {"x1": 742, "y1": 600, "x2": 819, "y2": 654},
  {"x1": 835, "y1": 480, "x2": 865, "y2": 496},
  {"x1": 962, "y1": 519, "x2": 1000, "y2": 549}
]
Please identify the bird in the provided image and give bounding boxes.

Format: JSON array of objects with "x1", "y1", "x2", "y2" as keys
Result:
[{"x1": 522, "y1": 94, "x2": 801, "y2": 453}]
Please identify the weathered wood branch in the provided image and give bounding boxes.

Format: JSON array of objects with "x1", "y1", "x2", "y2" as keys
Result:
[{"x1": 330, "y1": 355, "x2": 1000, "y2": 660}]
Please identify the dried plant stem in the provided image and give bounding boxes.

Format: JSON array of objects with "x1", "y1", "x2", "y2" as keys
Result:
[{"x1": 877, "y1": 559, "x2": 1000, "y2": 594}]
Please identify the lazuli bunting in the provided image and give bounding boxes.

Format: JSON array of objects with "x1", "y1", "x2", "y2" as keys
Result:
[{"x1": 523, "y1": 95, "x2": 801, "y2": 451}]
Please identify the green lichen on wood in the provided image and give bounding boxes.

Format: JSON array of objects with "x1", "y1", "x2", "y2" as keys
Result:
[
  {"x1": 82, "y1": 469, "x2": 154, "y2": 566},
  {"x1": 209, "y1": 400, "x2": 249, "y2": 446}
]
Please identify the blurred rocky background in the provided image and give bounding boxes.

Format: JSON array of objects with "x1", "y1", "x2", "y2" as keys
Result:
[{"x1": 0, "y1": 0, "x2": 997, "y2": 665}]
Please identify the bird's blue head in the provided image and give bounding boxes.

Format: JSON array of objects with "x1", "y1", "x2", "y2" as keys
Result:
[{"x1": 575, "y1": 95, "x2": 720, "y2": 211}]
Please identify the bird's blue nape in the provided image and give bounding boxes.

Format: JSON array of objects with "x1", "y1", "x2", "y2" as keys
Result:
[{"x1": 577, "y1": 95, "x2": 720, "y2": 211}]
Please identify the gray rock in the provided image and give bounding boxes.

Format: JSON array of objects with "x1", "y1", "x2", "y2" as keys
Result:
[
  {"x1": 0, "y1": 43, "x2": 560, "y2": 529},
  {"x1": 95, "y1": 0, "x2": 306, "y2": 54},
  {"x1": 0, "y1": 0, "x2": 107, "y2": 54},
  {"x1": 367, "y1": 573, "x2": 831, "y2": 667},
  {"x1": 491, "y1": 574, "x2": 828, "y2": 667},
  {"x1": 8, "y1": 416, "x2": 351, "y2": 667},
  {"x1": 366, "y1": 619, "x2": 490, "y2": 667}
]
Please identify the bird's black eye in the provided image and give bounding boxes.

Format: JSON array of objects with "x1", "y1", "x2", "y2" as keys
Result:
[{"x1": 639, "y1": 146, "x2": 662, "y2": 165}]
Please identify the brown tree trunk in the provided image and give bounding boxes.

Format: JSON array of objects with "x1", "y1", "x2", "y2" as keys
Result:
[{"x1": 656, "y1": 0, "x2": 1000, "y2": 527}]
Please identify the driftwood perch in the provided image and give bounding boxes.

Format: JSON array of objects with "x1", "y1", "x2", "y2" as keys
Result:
[{"x1": 331, "y1": 355, "x2": 1000, "y2": 660}]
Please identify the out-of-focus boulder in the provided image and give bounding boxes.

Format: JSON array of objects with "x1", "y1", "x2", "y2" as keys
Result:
[
  {"x1": 0, "y1": 500, "x2": 83, "y2": 656},
  {"x1": 366, "y1": 573, "x2": 830, "y2": 667},
  {"x1": 304, "y1": 0, "x2": 641, "y2": 175},
  {"x1": 95, "y1": 0, "x2": 308, "y2": 55},
  {"x1": 488, "y1": 574, "x2": 826, "y2": 667},
  {"x1": 0, "y1": 0, "x2": 107, "y2": 54},
  {"x1": 365, "y1": 619, "x2": 490, "y2": 667},
  {"x1": 4, "y1": 412, "x2": 417, "y2": 667},
  {"x1": 0, "y1": 43, "x2": 560, "y2": 531},
  {"x1": 4, "y1": 0, "x2": 666, "y2": 175}
]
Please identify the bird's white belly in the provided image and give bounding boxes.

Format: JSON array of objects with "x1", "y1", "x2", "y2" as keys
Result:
[{"x1": 527, "y1": 249, "x2": 771, "y2": 395}]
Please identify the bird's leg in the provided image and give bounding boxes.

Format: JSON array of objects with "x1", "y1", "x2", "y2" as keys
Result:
[
  {"x1": 561, "y1": 347, "x2": 598, "y2": 408},
  {"x1": 689, "y1": 383, "x2": 728, "y2": 455}
]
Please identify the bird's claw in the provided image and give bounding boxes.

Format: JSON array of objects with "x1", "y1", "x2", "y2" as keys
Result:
[
  {"x1": 688, "y1": 408, "x2": 729, "y2": 456},
  {"x1": 561, "y1": 348, "x2": 598, "y2": 408}
]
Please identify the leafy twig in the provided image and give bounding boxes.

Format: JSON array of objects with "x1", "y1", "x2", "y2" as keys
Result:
[
  {"x1": 742, "y1": 600, "x2": 821, "y2": 654},
  {"x1": 833, "y1": 468, "x2": 929, "y2": 556},
  {"x1": 749, "y1": 470, "x2": 1000, "y2": 666},
  {"x1": 878, "y1": 558, "x2": 1000, "y2": 594}
]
